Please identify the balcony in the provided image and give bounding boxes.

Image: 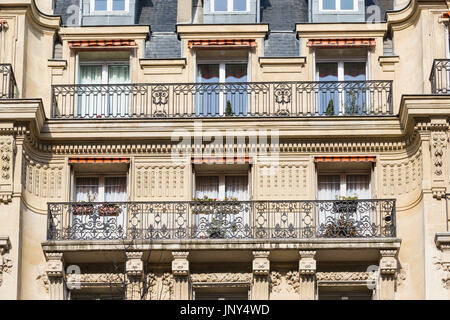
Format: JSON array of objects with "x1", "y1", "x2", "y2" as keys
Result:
[
  {"x1": 430, "y1": 59, "x2": 450, "y2": 94},
  {"x1": 47, "y1": 199, "x2": 396, "y2": 241},
  {"x1": 0, "y1": 64, "x2": 18, "y2": 99},
  {"x1": 51, "y1": 80, "x2": 393, "y2": 119}
]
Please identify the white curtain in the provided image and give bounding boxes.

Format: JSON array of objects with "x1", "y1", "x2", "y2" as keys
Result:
[
  {"x1": 79, "y1": 65, "x2": 103, "y2": 118},
  {"x1": 195, "y1": 176, "x2": 219, "y2": 199},
  {"x1": 75, "y1": 177, "x2": 99, "y2": 202},
  {"x1": 317, "y1": 175, "x2": 340, "y2": 200},
  {"x1": 104, "y1": 177, "x2": 127, "y2": 202},
  {"x1": 108, "y1": 65, "x2": 130, "y2": 117},
  {"x1": 346, "y1": 175, "x2": 370, "y2": 199},
  {"x1": 225, "y1": 176, "x2": 248, "y2": 200}
]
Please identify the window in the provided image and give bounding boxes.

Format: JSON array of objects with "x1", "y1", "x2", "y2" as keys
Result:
[
  {"x1": 194, "y1": 174, "x2": 249, "y2": 239},
  {"x1": 317, "y1": 174, "x2": 370, "y2": 200},
  {"x1": 75, "y1": 176, "x2": 127, "y2": 202},
  {"x1": 212, "y1": 0, "x2": 248, "y2": 12},
  {"x1": 319, "y1": 0, "x2": 357, "y2": 11},
  {"x1": 196, "y1": 62, "x2": 248, "y2": 116},
  {"x1": 91, "y1": 0, "x2": 128, "y2": 12},
  {"x1": 316, "y1": 61, "x2": 366, "y2": 115},
  {"x1": 77, "y1": 62, "x2": 130, "y2": 117}
]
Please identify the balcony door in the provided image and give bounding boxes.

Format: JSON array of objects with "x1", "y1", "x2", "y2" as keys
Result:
[
  {"x1": 194, "y1": 175, "x2": 249, "y2": 238},
  {"x1": 316, "y1": 61, "x2": 366, "y2": 115},
  {"x1": 71, "y1": 176, "x2": 127, "y2": 240},
  {"x1": 78, "y1": 63, "x2": 130, "y2": 118},
  {"x1": 196, "y1": 63, "x2": 248, "y2": 116},
  {"x1": 317, "y1": 174, "x2": 371, "y2": 237}
]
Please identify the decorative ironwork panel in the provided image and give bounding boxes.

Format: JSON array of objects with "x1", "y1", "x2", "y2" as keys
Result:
[{"x1": 47, "y1": 199, "x2": 396, "y2": 241}]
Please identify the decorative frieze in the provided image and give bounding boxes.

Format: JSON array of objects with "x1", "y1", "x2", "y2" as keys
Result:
[
  {"x1": 66, "y1": 273, "x2": 124, "y2": 287},
  {"x1": 0, "y1": 137, "x2": 15, "y2": 203},
  {"x1": 381, "y1": 150, "x2": 422, "y2": 197},
  {"x1": 316, "y1": 272, "x2": 372, "y2": 282},
  {"x1": 191, "y1": 273, "x2": 252, "y2": 284},
  {"x1": 270, "y1": 271, "x2": 300, "y2": 294},
  {"x1": 135, "y1": 164, "x2": 186, "y2": 199},
  {"x1": 22, "y1": 153, "x2": 63, "y2": 200},
  {"x1": 0, "y1": 237, "x2": 11, "y2": 287},
  {"x1": 146, "y1": 272, "x2": 174, "y2": 300}
]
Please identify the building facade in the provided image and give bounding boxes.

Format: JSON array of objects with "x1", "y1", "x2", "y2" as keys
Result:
[{"x1": 0, "y1": 0, "x2": 450, "y2": 300}]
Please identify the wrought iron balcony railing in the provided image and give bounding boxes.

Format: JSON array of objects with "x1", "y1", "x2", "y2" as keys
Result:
[
  {"x1": 47, "y1": 199, "x2": 396, "y2": 241},
  {"x1": 51, "y1": 80, "x2": 393, "y2": 119},
  {"x1": 430, "y1": 59, "x2": 450, "y2": 94},
  {"x1": 0, "y1": 64, "x2": 17, "y2": 99}
]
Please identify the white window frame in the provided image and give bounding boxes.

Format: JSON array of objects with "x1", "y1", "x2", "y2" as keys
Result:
[
  {"x1": 317, "y1": 172, "x2": 371, "y2": 199},
  {"x1": 77, "y1": 61, "x2": 131, "y2": 85},
  {"x1": 73, "y1": 174, "x2": 127, "y2": 202},
  {"x1": 90, "y1": 0, "x2": 129, "y2": 13},
  {"x1": 194, "y1": 173, "x2": 249, "y2": 200},
  {"x1": 196, "y1": 61, "x2": 249, "y2": 115},
  {"x1": 211, "y1": 0, "x2": 250, "y2": 13},
  {"x1": 319, "y1": 0, "x2": 358, "y2": 12}
]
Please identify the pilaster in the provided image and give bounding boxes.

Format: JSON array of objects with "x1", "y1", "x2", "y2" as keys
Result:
[
  {"x1": 125, "y1": 251, "x2": 144, "y2": 300},
  {"x1": 252, "y1": 251, "x2": 270, "y2": 300},
  {"x1": 299, "y1": 250, "x2": 316, "y2": 300},
  {"x1": 171, "y1": 251, "x2": 190, "y2": 300},
  {"x1": 378, "y1": 249, "x2": 398, "y2": 300},
  {"x1": 45, "y1": 252, "x2": 66, "y2": 300}
]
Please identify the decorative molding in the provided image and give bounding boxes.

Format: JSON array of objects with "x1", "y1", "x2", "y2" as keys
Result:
[
  {"x1": 172, "y1": 251, "x2": 189, "y2": 277},
  {"x1": 0, "y1": 137, "x2": 15, "y2": 203},
  {"x1": 431, "y1": 130, "x2": 448, "y2": 199},
  {"x1": 378, "y1": 56, "x2": 400, "y2": 72},
  {"x1": 126, "y1": 252, "x2": 144, "y2": 277},
  {"x1": 135, "y1": 164, "x2": 186, "y2": 199},
  {"x1": 36, "y1": 264, "x2": 50, "y2": 293},
  {"x1": 316, "y1": 272, "x2": 373, "y2": 282},
  {"x1": 270, "y1": 271, "x2": 300, "y2": 293},
  {"x1": 299, "y1": 251, "x2": 316, "y2": 275},
  {"x1": 253, "y1": 251, "x2": 270, "y2": 276},
  {"x1": 434, "y1": 233, "x2": 450, "y2": 289},
  {"x1": 191, "y1": 273, "x2": 252, "y2": 284},
  {"x1": 379, "y1": 250, "x2": 398, "y2": 275},
  {"x1": 66, "y1": 273, "x2": 124, "y2": 288},
  {"x1": 45, "y1": 252, "x2": 65, "y2": 278},
  {"x1": 146, "y1": 272, "x2": 174, "y2": 300},
  {"x1": 0, "y1": 237, "x2": 12, "y2": 287}
]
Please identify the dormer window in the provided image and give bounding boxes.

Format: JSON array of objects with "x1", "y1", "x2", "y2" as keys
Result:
[
  {"x1": 320, "y1": 0, "x2": 357, "y2": 11},
  {"x1": 212, "y1": 0, "x2": 248, "y2": 12},
  {"x1": 91, "y1": 0, "x2": 128, "y2": 12}
]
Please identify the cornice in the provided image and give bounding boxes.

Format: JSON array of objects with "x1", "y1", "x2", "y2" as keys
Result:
[
  {"x1": 176, "y1": 24, "x2": 269, "y2": 39},
  {"x1": 296, "y1": 23, "x2": 387, "y2": 38},
  {"x1": 58, "y1": 26, "x2": 150, "y2": 41}
]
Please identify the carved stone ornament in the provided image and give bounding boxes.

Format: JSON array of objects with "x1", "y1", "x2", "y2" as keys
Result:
[
  {"x1": 191, "y1": 273, "x2": 253, "y2": 283},
  {"x1": 126, "y1": 252, "x2": 143, "y2": 277},
  {"x1": 172, "y1": 251, "x2": 189, "y2": 276},
  {"x1": 433, "y1": 255, "x2": 450, "y2": 289},
  {"x1": 0, "y1": 241, "x2": 12, "y2": 287},
  {"x1": 253, "y1": 251, "x2": 270, "y2": 276},
  {"x1": 316, "y1": 272, "x2": 373, "y2": 282},
  {"x1": 270, "y1": 271, "x2": 300, "y2": 293},
  {"x1": 146, "y1": 272, "x2": 174, "y2": 300},
  {"x1": 379, "y1": 250, "x2": 398, "y2": 275},
  {"x1": 67, "y1": 273, "x2": 125, "y2": 288},
  {"x1": 45, "y1": 253, "x2": 64, "y2": 278},
  {"x1": 299, "y1": 251, "x2": 316, "y2": 275},
  {"x1": 431, "y1": 131, "x2": 447, "y2": 177}
]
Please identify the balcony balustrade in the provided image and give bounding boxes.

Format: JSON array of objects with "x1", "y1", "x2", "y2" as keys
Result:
[
  {"x1": 430, "y1": 59, "x2": 450, "y2": 94},
  {"x1": 47, "y1": 199, "x2": 396, "y2": 241},
  {"x1": 51, "y1": 80, "x2": 393, "y2": 119},
  {"x1": 0, "y1": 64, "x2": 17, "y2": 99}
]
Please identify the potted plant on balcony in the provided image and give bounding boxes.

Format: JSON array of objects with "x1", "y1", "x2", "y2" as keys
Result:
[
  {"x1": 209, "y1": 215, "x2": 225, "y2": 239},
  {"x1": 71, "y1": 193, "x2": 97, "y2": 216},
  {"x1": 332, "y1": 195, "x2": 359, "y2": 214},
  {"x1": 98, "y1": 203, "x2": 121, "y2": 217},
  {"x1": 225, "y1": 100, "x2": 234, "y2": 117},
  {"x1": 324, "y1": 195, "x2": 360, "y2": 237},
  {"x1": 192, "y1": 196, "x2": 216, "y2": 215},
  {"x1": 325, "y1": 99, "x2": 335, "y2": 116},
  {"x1": 222, "y1": 197, "x2": 241, "y2": 215}
]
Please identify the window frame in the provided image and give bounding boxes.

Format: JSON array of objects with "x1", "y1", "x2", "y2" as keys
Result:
[
  {"x1": 90, "y1": 0, "x2": 130, "y2": 13},
  {"x1": 317, "y1": 172, "x2": 372, "y2": 200},
  {"x1": 73, "y1": 174, "x2": 128, "y2": 202},
  {"x1": 319, "y1": 0, "x2": 358, "y2": 12},
  {"x1": 315, "y1": 59, "x2": 367, "y2": 82},
  {"x1": 194, "y1": 173, "x2": 250, "y2": 201},
  {"x1": 77, "y1": 61, "x2": 131, "y2": 85},
  {"x1": 211, "y1": 0, "x2": 250, "y2": 13}
]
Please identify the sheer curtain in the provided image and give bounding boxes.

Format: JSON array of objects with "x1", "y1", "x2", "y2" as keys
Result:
[
  {"x1": 108, "y1": 65, "x2": 130, "y2": 117},
  {"x1": 317, "y1": 175, "x2": 340, "y2": 200},
  {"x1": 225, "y1": 176, "x2": 248, "y2": 200},
  {"x1": 195, "y1": 176, "x2": 219, "y2": 199},
  {"x1": 79, "y1": 65, "x2": 102, "y2": 118},
  {"x1": 104, "y1": 177, "x2": 127, "y2": 202},
  {"x1": 75, "y1": 177, "x2": 99, "y2": 202},
  {"x1": 346, "y1": 175, "x2": 370, "y2": 199}
]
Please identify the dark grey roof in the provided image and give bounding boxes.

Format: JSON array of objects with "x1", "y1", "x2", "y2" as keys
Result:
[
  {"x1": 260, "y1": 0, "x2": 309, "y2": 31},
  {"x1": 145, "y1": 33, "x2": 181, "y2": 59},
  {"x1": 264, "y1": 32, "x2": 299, "y2": 57},
  {"x1": 137, "y1": 0, "x2": 178, "y2": 32}
]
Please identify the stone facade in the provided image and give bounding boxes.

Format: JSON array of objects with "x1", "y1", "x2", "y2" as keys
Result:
[{"x1": 0, "y1": 0, "x2": 449, "y2": 300}]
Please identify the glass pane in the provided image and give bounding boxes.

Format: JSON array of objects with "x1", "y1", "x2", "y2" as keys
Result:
[
  {"x1": 108, "y1": 65, "x2": 130, "y2": 84},
  {"x1": 225, "y1": 64, "x2": 248, "y2": 116},
  {"x1": 322, "y1": 0, "x2": 336, "y2": 10},
  {"x1": 233, "y1": 0, "x2": 247, "y2": 11},
  {"x1": 195, "y1": 176, "x2": 219, "y2": 199},
  {"x1": 214, "y1": 0, "x2": 228, "y2": 11},
  {"x1": 79, "y1": 65, "x2": 103, "y2": 84},
  {"x1": 317, "y1": 175, "x2": 340, "y2": 200},
  {"x1": 196, "y1": 64, "x2": 220, "y2": 116},
  {"x1": 78, "y1": 65, "x2": 103, "y2": 118},
  {"x1": 344, "y1": 62, "x2": 366, "y2": 114},
  {"x1": 225, "y1": 176, "x2": 248, "y2": 200},
  {"x1": 95, "y1": 0, "x2": 108, "y2": 11},
  {"x1": 104, "y1": 177, "x2": 127, "y2": 202},
  {"x1": 112, "y1": 0, "x2": 126, "y2": 11},
  {"x1": 317, "y1": 63, "x2": 339, "y2": 115},
  {"x1": 346, "y1": 175, "x2": 370, "y2": 199},
  {"x1": 340, "y1": 0, "x2": 354, "y2": 10},
  {"x1": 75, "y1": 177, "x2": 99, "y2": 202}
]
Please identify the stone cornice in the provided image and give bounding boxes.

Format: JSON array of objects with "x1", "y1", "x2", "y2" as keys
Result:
[
  {"x1": 176, "y1": 24, "x2": 269, "y2": 39},
  {"x1": 58, "y1": 26, "x2": 150, "y2": 41},
  {"x1": 296, "y1": 23, "x2": 388, "y2": 38}
]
